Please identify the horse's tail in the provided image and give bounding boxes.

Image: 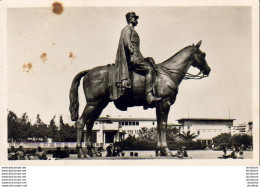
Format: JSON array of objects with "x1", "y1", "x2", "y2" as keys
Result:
[{"x1": 69, "y1": 70, "x2": 89, "y2": 121}]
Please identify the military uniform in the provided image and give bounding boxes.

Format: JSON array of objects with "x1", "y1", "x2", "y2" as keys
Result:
[{"x1": 115, "y1": 12, "x2": 158, "y2": 103}]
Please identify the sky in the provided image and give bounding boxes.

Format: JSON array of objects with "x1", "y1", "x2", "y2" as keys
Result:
[{"x1": 7, "y1": 6, "x2": 252, "y2": 125}]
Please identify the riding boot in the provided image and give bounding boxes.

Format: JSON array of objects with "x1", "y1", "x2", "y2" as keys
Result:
[
  {"x1": 145, "y1": 57, "x2": 159, "y2": 75},
  {"x1": 145, "y1": 71, "x2": 162, "y2": 105}
]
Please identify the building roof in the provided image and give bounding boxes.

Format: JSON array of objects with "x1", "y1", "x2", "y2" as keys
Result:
[
  {"x1": 96, "y1": 117, "x2": 156, "y2": 121},
  {"x1": 177, "y1": 118, "x2": 235, "y2": 122},
  {"x1": 168, "y1": 123, "x2": 182, "y2": 126},
  {"x1": 96, "y1": 117, "x2": 111, "y2": 121},
  {"x1": 109, "y1": 117, "x2": 156, "y2": 121}
]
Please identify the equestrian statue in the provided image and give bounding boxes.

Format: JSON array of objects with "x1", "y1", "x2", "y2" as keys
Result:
[{"x1": 69, "y1": 12, "x2": 211, "y2": 157}]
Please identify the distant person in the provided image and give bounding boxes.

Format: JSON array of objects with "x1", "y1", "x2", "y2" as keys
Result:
[
  {"x1": 16, "y1": 146, "x2": 26, "y2": 160},
  {"x1": 219, "y1": 146, "x2": 238, "y2": 159},
  {"x1": 174, "y1": 148, "x2": 184, "y2": 158},
  {"x1": 222, "y1": 146, "x2": 227, "y2": 156},
  {"x1": 230, "y1": 147, "x2": 238, "y2": 159},
  {"x1": 63, "y1": 146, "x2": 70, "y2": 158},
  {"x1": 182, "y1": 146, "x2": 188, "y2": 157},
  {"x1": 117, "y1": 145, "x2": 122, "y2": 156},
  {"x1": 112, "y1": 145, "x2": 118, "y2": 157},
  {"x1": 112, "y1": 145, "x2": 121, "y2": 157},
  {"x1": 53, "y1": 147, "x2": 62, "y2": 158},
  {"x1": 96, "y1": 147, "x2": 102, "y2": 157},
  {"x1": 8, "y1": 146, "x2": 17, "y2": 160},
  {"x1": 238, "y1": 144, "x2": 245, "y2": 159},
  {"x1": 35, "y1": 147, "x2": 47, "y2": 160},
  {"x1": 155, "y1": 148, "x2": 159, "y2": 156},
  {"x1": 106, "y1": 144, "x2": 113, "y2": 157}
]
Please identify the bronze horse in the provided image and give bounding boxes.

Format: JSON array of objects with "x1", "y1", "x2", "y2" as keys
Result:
[{"x1": 69, "y1": 41, "x2": 211, "y2": 157}]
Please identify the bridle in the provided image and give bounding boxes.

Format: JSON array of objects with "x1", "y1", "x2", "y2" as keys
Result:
[{"x1": 161, "y1": 50, "x2": 209, "y2": 80}]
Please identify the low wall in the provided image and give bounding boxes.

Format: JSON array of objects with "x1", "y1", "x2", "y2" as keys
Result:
[{"x1": 9, "y1": 142, "x2": 103, "y2": 148}]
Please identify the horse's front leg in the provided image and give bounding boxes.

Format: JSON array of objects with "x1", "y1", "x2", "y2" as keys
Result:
[
  {"x1": 156, "y1": 98, "x2": 173, "y2": 156},
  {"x1": 156, "y1": 114, "x2": 162, "y2": 156}
]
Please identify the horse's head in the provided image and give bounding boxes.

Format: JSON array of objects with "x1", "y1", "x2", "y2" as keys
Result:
[{"x1": 191, "y1": 41, "x2": 211, "y2": 76}]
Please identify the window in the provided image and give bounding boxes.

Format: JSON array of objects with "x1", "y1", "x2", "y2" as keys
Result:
[
  {"x1": 125, "y1": 122, "x2": 128, "y2": 126},
  {"x1": 122, "y1": 122, "x2": 124, "y2": 126},
  {"x1": 153, "y1": 121, "x2": 155, "y2": 125},
  {"x1": 197, "y1": 131, "x2": 200, "y2": 135},
  {"x1": 136, "y1": 122, "x2": 139, "y2": 126},
  {"x1": 133, "y1": 122, "x2": 136, "y2": 126}
]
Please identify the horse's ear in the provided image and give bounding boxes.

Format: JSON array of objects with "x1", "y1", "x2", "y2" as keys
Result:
[{"x1": 196, "y1": 40, "x2": 202, "y2": 48}]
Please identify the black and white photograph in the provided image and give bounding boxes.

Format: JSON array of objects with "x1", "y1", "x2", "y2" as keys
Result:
[{"x1": 1, "y1": 0, "x2": 259, "y2": 166}]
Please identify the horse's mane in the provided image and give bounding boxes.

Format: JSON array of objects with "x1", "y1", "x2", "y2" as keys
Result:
[{"x1": 159, "y1": 45, "x2": 194, "y2": 66}]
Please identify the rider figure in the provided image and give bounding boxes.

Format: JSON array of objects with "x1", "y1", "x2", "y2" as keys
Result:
[{"x1": 115, "y1": 12, "x2": 161, "y2": 105}]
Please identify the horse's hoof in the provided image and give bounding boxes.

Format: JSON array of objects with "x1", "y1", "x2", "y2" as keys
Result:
[
  {"x1": 160, "y1": 148, "x2": 173, "y2": 157},
  {"x1": 78, "y1": 149, "x2": 88, "y2": 158},
  {"x1": 78, "y1": 154, "x2": 86, "y2": 158},
  {"x1": 164, "y1": 148, "x2": 173, "y2": 156}
]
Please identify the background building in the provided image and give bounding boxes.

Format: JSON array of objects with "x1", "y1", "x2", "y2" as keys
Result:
[
  {"x1": 176, "y1": 118, "x2": 235, "y2": 146},
  {"x1": 83, "y1": 117, "x2": 157, "y2": 148},
  {"x1": 232, "y1": 121, "x2": 253, "y2": 136}
]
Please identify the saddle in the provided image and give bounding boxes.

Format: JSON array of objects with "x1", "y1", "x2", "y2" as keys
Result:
[{"x1": 107, "y1": 58, "x2": 159, "y2": 110}]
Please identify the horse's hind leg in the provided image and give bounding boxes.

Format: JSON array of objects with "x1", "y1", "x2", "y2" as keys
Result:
[
  {"x1": 75, "y1": 119, "x2": 86, "y2": 158},
  {"x1": 76, "y1": 99, "x2": 109, "y2": 158}
]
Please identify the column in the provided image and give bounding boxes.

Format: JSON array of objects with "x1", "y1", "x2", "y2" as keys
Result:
[
  {"x1": 103, "y1": 132, "x2": 106, "y2": 145},
  {"x1": 83, "y1": 133, "x2": 87, "y2": 143}
]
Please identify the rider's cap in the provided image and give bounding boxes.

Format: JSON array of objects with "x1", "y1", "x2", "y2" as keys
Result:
[{"x1": 126, "y1": 12, "x2": 139, "y2": 23}]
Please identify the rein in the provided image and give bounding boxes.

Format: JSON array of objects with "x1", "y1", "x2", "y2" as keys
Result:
[
  {"x1": 159, "y1": 50, "x2": 208, "y2": 80},
  {"x1": 160, "y1": 68, "x2": 208, "y2": 80},
  {"x1": 184, "y1": 71, "x2": 208, "y2": 80}
]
